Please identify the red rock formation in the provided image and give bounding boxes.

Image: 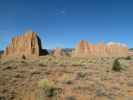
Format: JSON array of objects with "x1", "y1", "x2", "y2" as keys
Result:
[
  {"x1": 4, "y1": 31, "x2": 44, "y2": 58},
  {"x1": 53, "y1": 48, "x2": 64, "y2": 58},
  {"x1": 73, "y1": 40, "x2": 128, "y2": 57}
]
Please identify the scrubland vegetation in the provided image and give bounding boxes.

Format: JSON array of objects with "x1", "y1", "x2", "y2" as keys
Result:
[{"x1": 0, "y1": 55, "x2": 133, "y2": 100}]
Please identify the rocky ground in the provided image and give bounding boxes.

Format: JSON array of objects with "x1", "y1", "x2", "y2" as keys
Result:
[{"x1": 0, "y1": 56, "x2": 133, "y2": 100}]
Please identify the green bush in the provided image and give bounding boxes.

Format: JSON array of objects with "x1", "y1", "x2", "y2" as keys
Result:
[
  {"x1": 38, "y1": 79, "x2": 56, "y2": 97},
  {"x1": 38, "y1": 79, "x2": 54, "y2": 90},
  {"x1": 112, "y1": 58, "x2": 122, "y2": 72}
]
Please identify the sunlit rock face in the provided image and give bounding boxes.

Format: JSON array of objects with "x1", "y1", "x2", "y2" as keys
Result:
[
  {"x1": 73, "y1": 40, "x2": 128, "y2": 57},
  {"x1": 53, "y1": 48, "x2": 64, "y2": 58},
  {"x1": 4, "y1": 31, "x2": 44, "y2": 58}
]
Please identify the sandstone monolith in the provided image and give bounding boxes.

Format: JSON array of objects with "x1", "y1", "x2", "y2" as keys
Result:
[{"x1": 4, "y1": 31, "x2": 46, "y2": 58}]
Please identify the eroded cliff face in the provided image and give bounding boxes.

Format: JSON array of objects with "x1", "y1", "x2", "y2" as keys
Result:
[
  {"x1": 73, "y1": 40, "x2": 128, "y2": 57},
  {"x1": 4, "y1": 31, "x2": 43, "y2": 58}
]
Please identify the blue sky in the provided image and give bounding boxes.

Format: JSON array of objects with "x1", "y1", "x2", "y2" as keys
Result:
[{"x1": 0, "y1": 0, "x2": 133, "y2": 50}]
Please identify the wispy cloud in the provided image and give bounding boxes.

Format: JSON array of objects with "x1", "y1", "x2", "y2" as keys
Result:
[{"x1": 56, "y1": 8, "x2": 66, "y2": 16}]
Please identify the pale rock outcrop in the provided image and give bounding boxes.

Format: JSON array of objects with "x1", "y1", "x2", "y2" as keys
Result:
[
  {"x1": 73, "y1": 40, "x2": 128, "y2": 57},
  {"x1": 53, "y1": 48, "x2": 64, "y2": 58}
]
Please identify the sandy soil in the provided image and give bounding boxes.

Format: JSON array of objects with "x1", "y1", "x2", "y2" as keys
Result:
[{"x1": 0, "y1": 56, "x2": 133, "y2": 100}]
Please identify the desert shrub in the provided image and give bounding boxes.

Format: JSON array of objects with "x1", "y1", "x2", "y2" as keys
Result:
[
  {"x1": 38, "y1": 60, "x2": 47, "y2": 67},
  {"x1": 88, "y1": 60, "x2": 93, "y2": 63},
  {"x1": 65, "y1": 80, "x2": 73, "y2": 84},
  {"x1": 38, "y1": 63, "x2": 47, "y2": 67},
  {"x1": 22, "y1": 54, "x2": 26, "y2": 60},
  {"x1": 56, "y1": 59, "x2": 65, "y2": 66},
  {"x1": 95, "y1": 86, "x2": 106, "y2": 96},
  {"x1": 39, "y1": 56, "x2": 53, "y2": 65},
  {"x1": 112, "y1": 58, "x2": 122, "y2": 72},
  {"x1": 37, "y1": 79, "x2": 62, "y2": 100},
  {"x1": 20, "y1": 60, "x2": 29, "y2": 66},
  {"x1": 47, "y1": 55, "x2": 54, "y2": 61},
  {"x1": 62, "y1": 74, "x2": 73, "y2": 84},
  {"x1": 65, "y1": 96, "x2": 76, "y2": 100},
  {"x1": 38, "y1": 79, "x2": 54, "y2": 91},
  {"x1": 38, "y1": 79, "x2": 56, "y2": 98},
  {"x1": 2, "y1": 60, "x2": 14, "y2": 65},
  {"x1": 125, "y1": 56, "x2": 131, "y2": 60},
  {"x1": 71, "y1": 60, "x2": 83, "y2": 66},
  {"x1": 42, "y1": 55, "x2": 54, "y2": 64},
  {"x1": 75, "y1": 71, "x2": 87, "y2": 80}
]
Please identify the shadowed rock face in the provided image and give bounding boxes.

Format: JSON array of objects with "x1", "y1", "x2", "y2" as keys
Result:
[
  {"x1": 73, "y1": 40, "x2": 128, "y2": 57},
  {"x1": 4, "y1": 31, "x2": 47, "y2": 58}
]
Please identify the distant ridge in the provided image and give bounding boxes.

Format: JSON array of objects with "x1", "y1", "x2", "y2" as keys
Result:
[{"x1": 73, "y1": 40, "x2": 128, "y2": 57}]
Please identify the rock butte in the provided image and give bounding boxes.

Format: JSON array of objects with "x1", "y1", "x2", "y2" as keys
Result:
[
  {"x1": 53, "y1": 48, "x2": 64, "y2": 58},
  {"x1": 4, "y1": 31, "x2": 48, "y2": 58},
  {"x1": 73, "y1": 40, "x2": 128, "y2": 57}
]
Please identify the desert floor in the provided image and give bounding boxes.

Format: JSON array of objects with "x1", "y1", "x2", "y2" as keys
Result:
[{"x1": 0, "y1": 56, "x2": 133, "y2": 100}]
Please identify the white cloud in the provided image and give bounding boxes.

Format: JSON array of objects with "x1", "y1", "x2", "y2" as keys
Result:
[{"x1": 107, "y1": 42, "x2": 127, "y2": 47}]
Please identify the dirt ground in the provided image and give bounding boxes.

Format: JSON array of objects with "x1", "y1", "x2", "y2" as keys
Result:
[{"x1": 0, "y1": 56, "x2": 133, "y2": 100}]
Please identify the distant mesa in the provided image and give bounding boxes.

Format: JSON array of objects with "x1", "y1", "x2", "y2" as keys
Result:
[
  {"x1": 4, "y1": 31, "x2": 48, "y2": 58},
  {"x1": 73, "y1": 40, "x2": 128, "y2": 57}
]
